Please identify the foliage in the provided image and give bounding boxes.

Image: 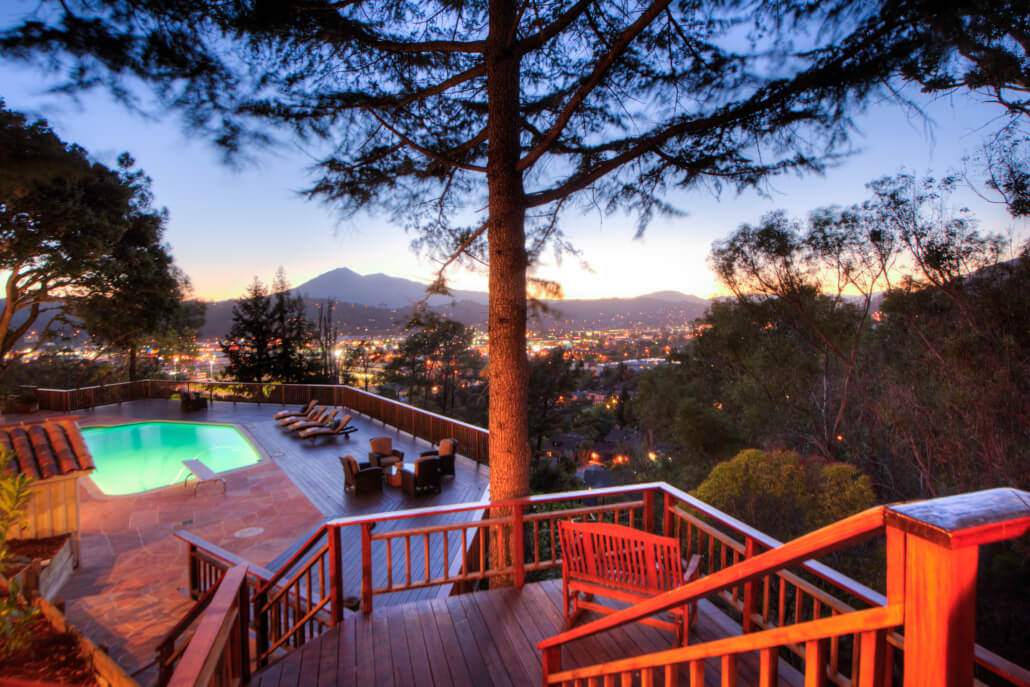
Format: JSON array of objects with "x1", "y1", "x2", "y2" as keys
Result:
[
  {"x1": 0, "y1": 101, "x2": 186, "y2": 371},
  {"x1": 381, "y1": 312, "x2": 485, "y2": 422},
  {"x1": 528, "y1": 348, "x2": 587, "y2": 452},
  {"x1": 0, "y1": 468, "x2": 39, "y2": 660},
  {"x1": 221, "y1": 272, "x2": 316, "y2": 383},
  {"x1": 570, "y1": 405, "x2": 618, "y2": 445},
  {"x1": 688, "y1": 173, "x2": 1020, "y2": 494},
  {"x1": 268, "y1": 268, "x2": 313, "y2": 382},
  {"x1": 529, "y1": 456, "x2": 584, "y2": 495},
  {"x1": 74, "y1": 155, "x2": 196, "y2": 380},
  {"x1": 0, "y1": 354, "x2": 117, "y2": 394},
  {"x1": 222, "y1": 278, "x2": 275, "y2": 383},
  {"x1": 694, "y1": 449, "x2": 875, "y2": 542}
]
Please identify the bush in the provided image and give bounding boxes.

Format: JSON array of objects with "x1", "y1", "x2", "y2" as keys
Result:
[
  {"x1": 0, "y1": 468, "x2": 39, "y2": 659},
  {"x1": 693, "y1": 449, "x2": 874, "y2": 542}
]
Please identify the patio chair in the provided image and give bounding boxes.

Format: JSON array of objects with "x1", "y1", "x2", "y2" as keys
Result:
[
  {"x1": 273, "y1": 399, "x2": 316, "y2": 421},
  {"x1": 277, "y1": 404, "x2": 323, "y2": 427},
  {"x1": 287, "y1": 407, "x2": 339, "y2": 433},
  {"x1": 340, "y1": 455, "x2": 382, "y2": 494},
  {"x1": 420, "y1": 438, "x2": 457, "y2": 478},
  {"x1": 401, "y1": 456, "x2": 441, "y2": 497},
  {"x1": 368, "y1": 436, "x2": 404, "y2": 469},
  {"x1": 299, "y1": 414, "x2": 359, "y2": 443}
]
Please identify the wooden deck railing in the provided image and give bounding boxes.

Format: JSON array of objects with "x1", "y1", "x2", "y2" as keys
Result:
[
  {"x1": 165, "y1": 563, "x2": 251, "y2": 687},
  {"x1": 176, "y1": 484, "x2": 1030, "y2": 686},
  {"x1": 538, "y1": 487, "x2": 1030, "y2": 687},
  {"x1": 34, "y1": 379, "x2": 491, "y2": 464}
]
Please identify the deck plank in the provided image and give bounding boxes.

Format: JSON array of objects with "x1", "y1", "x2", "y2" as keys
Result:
[
  {"x1": 370, "y1": 611, "x2": 394, "y2": 687},
  {"x1": 453, "y1": 590, "x2": 515, "y2": 687},
  {"x1": 402, "y1": 603, "x2": 438, "y2": 687},
  {"x1": 426, "y1": 597, "x2": 475, "y2": 687},
  {"x1": 386, "y1": 604, "x2": 416, "y2": 687},
  {"x1": 351, "y1": 613, "x2": 374, "y2": 687},
  {"x1": 257, "y1": 578, "x2": 807, "y2": 687}
]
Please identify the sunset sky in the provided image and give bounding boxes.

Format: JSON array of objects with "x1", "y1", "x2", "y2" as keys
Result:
[{"x1": 2, "y1": 18, "x2": 1026, "y2": 303}]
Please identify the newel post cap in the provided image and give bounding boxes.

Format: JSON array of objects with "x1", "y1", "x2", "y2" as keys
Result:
[{"x1": 884, "y1": 488, "x2": 1030, "y2": 549}]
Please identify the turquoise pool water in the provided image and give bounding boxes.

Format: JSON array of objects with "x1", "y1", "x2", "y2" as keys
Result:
[{"x1": 81, "y1": 422, "x2": 261, "y2": 495}]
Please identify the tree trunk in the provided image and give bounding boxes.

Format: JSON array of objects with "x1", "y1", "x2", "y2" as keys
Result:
[
  {"x1": 128, "y1": 344, "x2": 138, "y2": 381},
  {"x1": 486, "y1": 0, "x2": 530, "y2": 586}
]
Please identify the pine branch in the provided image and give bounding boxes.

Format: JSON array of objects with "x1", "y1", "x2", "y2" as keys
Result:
[{"x1": 518, "y1": 0, "x2": 672, "y2": 172}]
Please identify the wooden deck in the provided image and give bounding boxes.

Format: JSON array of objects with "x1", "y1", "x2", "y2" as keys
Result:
[{"x1": 252, "y1": 578, "x2": 803, "y2": 687}]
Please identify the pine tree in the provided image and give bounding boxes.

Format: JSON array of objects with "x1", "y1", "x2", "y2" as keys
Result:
[{"x1": 222, "y1": 277, "x2": 274, "y2": 382}]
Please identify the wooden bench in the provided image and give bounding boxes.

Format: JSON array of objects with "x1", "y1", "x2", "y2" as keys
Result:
[
  {"x1": 558, "y1": 520, "x2": 701, "y2": 645},
  {"x1": 182, "y1": 459, "x2": 226, "y2": 496}
]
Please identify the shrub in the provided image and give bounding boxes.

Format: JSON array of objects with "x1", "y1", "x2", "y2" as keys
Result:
[
  {"x1": 0, "y1": 467, "x2": 39, "y2": 659},
  {"x1": 694, "y1": 448, "x2": 874, "y2": 542}
]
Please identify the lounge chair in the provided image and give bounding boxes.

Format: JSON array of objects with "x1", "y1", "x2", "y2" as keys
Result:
[
  {"x1": 401, "y1": 456, "x2": 441, "y2": 497},
  {"x1": 420, "y1": 438, "x2": 457, "y2": 478},
  {"x1": 341, "y1": 455, "x2": 381, "y2": 494},
  {"x1": 277, "y1": 404, "x2": 323, "y2": 427},
  {"x1": 273, "y1": 399, "x2": 316, "y2": 421},
  {"x1": 288, "y1": 407, "x2": 339, "y2": 433},
  {"x1": 368, "y1": 436, "x2": 404, "y2": 469},
  {"x1": 299, "y1": 414, "x2": 358, "y2": 443}
]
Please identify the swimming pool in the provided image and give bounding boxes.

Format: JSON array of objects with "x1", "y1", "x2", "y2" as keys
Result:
[{"x1": 81, "y1": 422, "x2": 262, "y2": 495}]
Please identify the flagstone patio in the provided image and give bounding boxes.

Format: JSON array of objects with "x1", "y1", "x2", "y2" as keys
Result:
[{"x1": 6, "y1": 399, "x2": 490, "y2": 681}]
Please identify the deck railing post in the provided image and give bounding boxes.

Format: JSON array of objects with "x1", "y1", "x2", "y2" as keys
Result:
[
  {"x1": 742, "y1": 536, "x2": 756, "y2": 633},
  {"x1": 361, "y1": 522, "x2": 374, "y2": 614},
  {"x1": 883, "y1": 488, "x2": 1030, "y2": 687},
  {"x1": 187, "y1": 544, "x2": 199, "y2": 600},
  {"x1": 663, "y1": 490, "x2": 674, "y2": 538},
  {"x1": 643, "y1": 489, "x2": 655, "y2": 533},
  {"x1": 158, "y1": 641, "x2": 174, "y2": 686},
  {"x1": 513, "y1": 503, "x2": 525, "y2": 587},
  {"x1": 237, "y1": 576, "x2": 251, "y2": 684},
  {"x1": 329, "y1": 525, "x2": 344, "y2": 626},
  {"x1": 542, "y1": 645, "x2": 561, "y2": 687},
  {"x1": 254, "y1": 588, "x2": 269, "y2": 668}
]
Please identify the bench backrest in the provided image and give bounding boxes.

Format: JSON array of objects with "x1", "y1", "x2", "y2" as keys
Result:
[{"x1": 559, "y1": 520, "x2": 684, "y2": 594}]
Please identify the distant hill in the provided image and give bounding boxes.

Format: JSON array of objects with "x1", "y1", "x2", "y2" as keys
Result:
[
  {"x1": 3, "y1": 269, "x2": 714, "y2": 343},
  {"x1": 198, "y1": 298, "x2": 410, "y2": 339},
  {"x1": 294, "y1": 267, "x2": 489, "y2": 308}
]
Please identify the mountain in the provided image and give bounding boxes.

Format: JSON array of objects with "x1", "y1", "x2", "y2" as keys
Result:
[
  {"x1": 294, "y1": 267, "x2": 489, "y2": 308},
  {"x1": 198, "y1": 298, "x2": 409, "y2": 339},
  {"x1": 3, "y1": 270, "x2": 714, "y2": 343}
]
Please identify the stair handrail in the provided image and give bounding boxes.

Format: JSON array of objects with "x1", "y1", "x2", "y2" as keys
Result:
[
  {"x1": 538, "y1": 505, "x2": 888, "y2": 651},
  {"x1": 546, "y1": 603, "x2": 902, "y2": 684},
  {"x1": 167, "y1": 563, "x2": 250, "y2": 687},
  {"x1": 156, "y1": 573, "x2": 223, "y2": 686}
]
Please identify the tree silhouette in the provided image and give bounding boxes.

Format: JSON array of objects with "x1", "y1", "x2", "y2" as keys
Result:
[{"x1": 0, "y1": 102, "x2": 183, "y2": 371}]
